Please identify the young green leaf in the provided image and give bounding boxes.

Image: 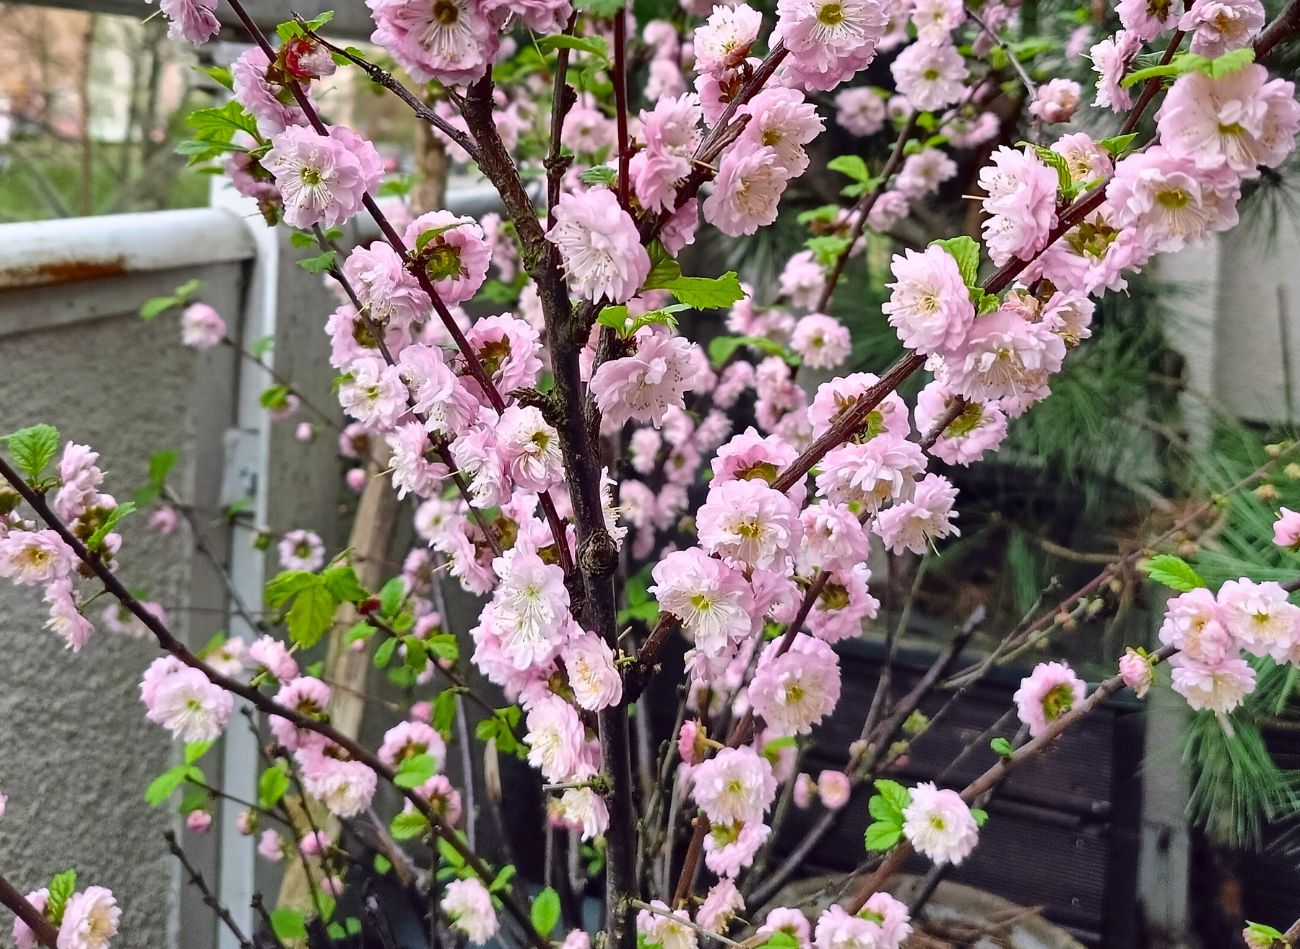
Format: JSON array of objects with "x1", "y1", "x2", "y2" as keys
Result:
[
  {"x1": 297, "y1": 250, "x2": 338, "y2": 274},
  {"x1": 87, "y1": 502, "x2": 136, "y2": 551},
  {"x1": 827, "y1": 154, "x2": 871, "y2": 182},
  {"x1": 662, "y1": 271, "x2": 744, "y2": 309},
  {"x1": 390, "y1": 810, "x2": 429, "y2": 841},
  {"x1": 259, "y1": 762, "x2": 291, "y2": 809},
  {"x1": 46, "y1": 869, "x2": 77, "y2": 924},
  {"x1": 531, "y1": 887, "x2": 562, "y2": 936},
  {"x1": 394, "y1": 752, "x2": 440, "y2": 789},
  {"x1": 2, "y1": 424, "x2": 61, "y2": 482},
  {"x1": 990, "y1": 736, "x2": 1014, "y2": 758},
  {"x1": 433, "y1": 688, "x2": 458, "y2": 738},
  {"x1": 322, "y1": 564, "x2": 368, "y2": 604},
  {"x1": 270, "y1": 908, "x2": 308, "y2": 940},
  {"x1": 864, "y1": 822, "x2": 904, "y2": 851},
  {"x1": 286, "y1": 581, "x2": 336, "y2": 648},
  {"x1": 1139, "y1": 554, "x2": 1206, "y2": 592},
  {"x1": 929, "y1": 236, "x2": 982, "y2": 288}
]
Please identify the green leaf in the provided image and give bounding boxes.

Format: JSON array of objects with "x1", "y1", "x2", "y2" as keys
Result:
[
  {"x1": 260, "y1": 384, "x2": 291, "y2": 411},
  {"x1": 758, "y1": 932, "x2": 800, "y2": 949},
  {"x1": 708, "y1": 334, "x2": 798, "y2": 369},
  {"x1": 827, "y1": 154, "x2": 871, "y2": 182},
  {"x1": 2, "y1": 424, "x2": 60, "y2": 482},
  {"x1": 415, "y1": 222, "x2": 466, "y2": 252},
  {"x1": 373, "y1": 636, "x2": 399, "y2": 669},
  {"x1": 598, "y1": 303, "x2": 691, "y2": 337},
  {"x1": 990, "y1": 736, "x2": 1014, "y2": 758},
  {"x1": 1098, "y1": 133, "x2": 1138, "y2": 158},
  {"x1": 1204, "y1": 47, "x2": 1254, "y2": 77},
  {"x1": 140, "y1": 295, "x2": 181, "y2": 319},
  {"x1": 287, "y1": 581, "x2": 336, "y2": 648},
  {"x1": 433, "y1": 688, "x2": 458, "y2": 738},
  {"x1": 490, "y1": 864, "x2": 517, "y2": 894},
  {"x1": 437, "y1": 835, "x2": 468, "y2": 868},
  {"x1": 249, "y1": 335, "x2": 275, "y2": 359},
  {"x1": 806, "y1": 234, "x2": 851, "y2": 268},
  {"x1": 1025, "y1": 143, "x2": 1074, "y2": 195},
  {"x1": 148, "y1": 450, "x2": 178, "y2": 490},
  {"x1": 971, "y1": 807, "x2": 989, "y2": 827},
  {"x1": 290, "y1": 230, "x2": 318, "y2": 249},
  {"x1": 536, "y1": 34, "x2": 610, "y2": 60},
  {"x1": 374, "y1": 854, "x2": 393, "y2": 875},
  {"x1": 580, "y1": 166, "x2": 618, "y2": 185},
  {"x1": 87, "y1": 502, "x2": 136, "y2": 551},
  {"x1": 185, "y1": 740, "x2": 215, "y2": 765},
  {"x1": 662, "y1": 271, "x2": 744, "y2": 309},
  {"x1": 265, "y1": 570, "x2": 318, "y2": 607},
  {"x1": 531, "y1": 887, "x2": 562, "y2": 936},
  {"x1": 378, "y1": 576, "x2": 406, "y2": 617},
  {"x1": 1139, "y1": 554, "x2": 1206, "y2": 592},
  {"x1": 298, "y1": 250, "x2": 338, "y2": 274},
  {"x1": 196, "y1": 64, "x2": 234, "y2": 89},
  {"x1": 270, "y1": 908, "x2": 308, "y2": 940},
  {"x1": 187, "y1": 100, "x2": 259, "y2": 141},
  {"x1": 929, "y1": 236, "x2": 982, "y2": 289},
  {"x1": 46, "y1": 869, "x2": 77, "y2": 924},
  {"x1": 426, "y1": 633, "x2": 459, "y2": 661},
  {"x1": 572, "y1": 0, "x2": 625, "y2": 17},
  {"x1": 259, "y1": 762, "x2": 291, "y2": 809},
  {"x1": 145, "y1": 765, "x2": 195, "y2": 806},
  {"x1": 1244, "y1": 922, "x2": 1286, "y2": 943},
  {"x1": 390, "y1": 810, "x2": 429, "y2": 841},
  {"x1": 864, "y1": 822, "x2": 904, "y2": 851},
  {"x1": 322, "y1": 564, "x2": 368, "y2": 604},
  {"x1": 395, "y1": 752, "x2": 439, "y2": 788}
]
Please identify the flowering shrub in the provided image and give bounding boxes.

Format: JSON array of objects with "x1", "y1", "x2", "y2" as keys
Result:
[{"x1": 2, "y1": 0, "x2": 1300, "y2": 945}]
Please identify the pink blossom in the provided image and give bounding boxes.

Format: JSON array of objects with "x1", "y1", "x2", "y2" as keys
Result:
[
  {"x1": 147, "y1": 506, "x2": 179, "y2": 535},
  {"x1": 43, "y1": 579, "x2": 93, "y2": 652},
  {"x1": 705, "y1": 820, "x2": 770, "y2": 877},
  {"x1": 562, "y1": 631, "x2": 623, "y2": 711},
  {"x1": 748, "y1": 634, "x2": 842, "y2": 736},
  {"x1": 495, "y1": 405, "x2": 564, "y2": 493},
  {"x1": 231, "y1": 47, "x2": 307, "y2": 137},
  {"x1": 779, "y1": 250, "x2": 826, "y2": 310},
  {"x1": 943, "y1": 306, "x2": 1066, "y2": 406},
  {"x1": 651, "y1": 548, "x2": 756, "y2": 655},
  {"x1": 630, "y1": 94, "x2": 703, "y2": 213},
  {"x1": 480, "y1": 0, "x2": 572, "y2": 33},
  {"x1": 551, "y1": 786, "x2": 610, "y2": 840},
  {"x1": 867, "y1": 189, "x2": 910, "y2": 231},
  {"x1": 1028, "y1": 78, "x2": 1082, "y2": 123},
  {"x1": 914, "y1": 382, "x2": 1008, "y2": 465},
  {"x1": 835, "y1": 86, "x2": 886, "y2": 136},
  {"x1": 342, "y1": 242, "x2": 430, "y2": 333},
  {"x1": 807, "y1": 372, "x2": 911, "y2": 441},
  {"x1": 249, "y1": 634, "x2": 299, "y2": 682},
  {"x1": 442, "y1": 878, "x2": 499, "y2": 945},
  {"x1": 1118, "y1": 0, "x2": 1180, "y2": 41},
  {"x1": 1274, "y1": 507, "x2": 1300, "y2": 549},
  {"x1": 298, "y1": 747, "x2": 378, "y2": 818},
  {"x1": 563, "y1": 106, "x2": 616, "y2": 155},
  {"x1": 142, "y1": 662, "x2": 233, "y2": 742},
  {"x1": 262, "y1": 125, "x2": 382, "y2": 230},
  {"x1": 1013, "y1": 660, "x2": 1086, "y2": 737},
  {"x1": 799, "y1": 502, "x2": 871, "y2": 574},
  {"x1": 697, "y1": 478, "x2": 801, "y2": 571},
  {"x1": 590, "y1": 329, "x2": 699, "y2": 428},
  {"x1": 902, "y1": 780, "x2": 979, "y2": 865},
  {"x1": 808, "y1": 565, "x2": 880, "y2": 642},
  {"x1": 883, "y1": 244, "x2": 975, "y2": 356},
  {"x1": 891, "y1": 42, "x2": 968, "y2": 111},
  {"x1": 875, "y1": 472, "x2": 960, "y2": 554},
  {"x1": 157, "y1": 0, "x2": 219, "y2": 44},
  {"x1": 547, "y1": 187, "x2": 650, "y2": 303},
  {"x1": 0, "y1": 529, "x2": 73, "y2": 586},
  {"x1": 704, "y1": 146, "x2": 791, "y2": 237},
  {"x1": 1108, "y1": 146, "x2": 1243, "y2": 254},
  {"x1": 13, "y1": 888, "x2": 48, "y2": 949},
  {"x1": 979, "y1": 146, "x2": 1059, "y2": 266},
  {"x1": 367, "y1": 0, "x2": 498, "y2": 85},
  {"x1": 186, "y1": 809, "x2": 213, "y2": 834},
  {"x1": 637, "y1": 901, "x2": 698, "y2": 949},
  {"x1": 776, "y1": 0, "x2": 887, "y2": 91},
  {"x1": 910, "y1": 0, "x2": 964, "y2": 45},
  {"x1": 695, "y1": 4, "x2": 764, "y2": 73},
  {"x1": 180, "y1": 302, "x2": 226, "y2": 350},
  {"x1": 1217, "y1": 578, "x2": 1300, "y2": 662},
  {"x1": 379, "y1": 719, "x2": 446, "y2": 770},
  {"x1": 759, "y1": 907, "x2": 812, "y2": 948},
  {"x1": 1157, "y1": 587, "x2": 1235, "y2": 664},
  {"x1": 338, "y1": 356, "x2": 408, "y2": 430},
  {"x1": 737, "y1": 88, "x2": 825, "y2": 178},
  {"x1": 258, "y1": 829, "x2": 284, "y2": 861},
  {"x1": 895, "y1": 148, "x2": 957, "y2": 199},
  {"x1": 57, "y1": 886, "x2": 121, "y2": 949},
  {"x1": 278, "y1": 529, "x2": 325, "y2": 572},
  {"x1": 679, "y1": 719, "x2": 706, "y2": 766},
  {"x1": 864, "y1": 892, "x2": 913, "y2": 949},
  {"x1": 815, "y1": 905, "x2": 891, "y2": 949},
  {"x1": 697, "y1": 879, "x2": 745, "y2": 934},
  {"x1": 692, "y1": 747, "x2": 777, "y2": 824},
  {"x1": 403, "y1": 211, "x2": 492, "y2": 306},
  {"x1": 1119, "y1": 648, "x2": 1153, "y2": 698},
  {"x1": 791, "y1": 314, "x2": 852, "y2": 369},
  {"x1": 1090, "y1": 31, "x2": 1141, "y2": 112},
  {"x1": 489, "y1": 547, "x2": 570, "y2": 669},
  {"x1": 818, "y1": 770, "x2": 852, "y2": 809},
  {"x1": 385, "y1": 421, "x2": 448, "y2": 500},
  {"x1": 661, "y1": 198, "x2": 701, "y2": 255},
  {"x1": 1158, "y1": 66, "x2": 1300, "y2": 178},
  {"x1": 525, "y1": 694, "x2": 588, "y2": 782},
  {"x1": 1179, "y1": 0, "x2": 1264, "y2": 55},
  {"x1": 1170, "y1": 653, "x2": 1256, "y2": 713},
  {"x1": 814, "y1": 435, "x2": 927, "y2": 510},
  {"x1": 465, "y1": 314, "x2": 544, "y2": 395}
]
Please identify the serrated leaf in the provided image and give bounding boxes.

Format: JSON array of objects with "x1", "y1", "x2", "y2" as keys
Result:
[
  {"x1": 642, "y1": 245, "x2": 683, "y2": 291},
  {"x1": 433, "y1": 689, "x2": 458, "y2": 738},
  {"x1": 259, "y1": 762, "x2": 291, "y2": 809},
  {"x1": 287, "y1": 581, "x2": 335, "y2": 648},
  {"x1": 378, "y1": 576, "x2": 405, "y2": 617},
  {"x1": 187, "y1": 101, "x2": 259, "y2": 141},
  {"x1": 1098, "y1": 133, "x2": 1138, "y2": 158},
  {"x1": 864, "y1": 821, "x2": 904, "y2": 851},
  {"x1": 87, "y1": 502, "x2": 136, "y2": 551},
  {"x1": 426, "y1": 633, "x2": 459, "y2": 661},
  {"x1": 373, "y1": 635, "x2": 399, "y2": 669},
  {"x1": 1204, "y1": 47, "x2": 1254, "y2": 77},
  {"x1": 806, "y1": 234, "x2": 850, "y2": 268},
  {"x1": 322, "y1": 564, "x2": 368, "y2": 604},
  {"x1": 580, "y1": 166, "x2": 618, "y2": 185},
  {"x1": 185, "y1": 740, "x2": 215, "y2": 765},
  {"x1": 1139, "y1": 554, "x2": 1206, "y2": 592},
  {"x1": 708, "y1": 334, "x2": 799, "y2": 368},
  {"x1": 537, "y1": 34, "x2": 610, "y2": 60},
  {"x1": 265, "y1": 570, "x2": 318, "y2": 607},
  {"x1": 827, "y1": 154, "x2": 871, "y2": 182},
  {"x1": 990, "y1": 736, "x2": 1014, "y2": 757},
  {"x1": 390, "y1": 810, "x2": 429, "y2": 841},
  {"x1": 531, "y1": 887, "x2": 561, "y2": 935},
  {"x1": 196, "y1": 64, "x2": 234, "y2": 89},
  {"x1": 46, "y1": 869, "x2": 77, "y2": 924},
  {"x1": 297, "y1": 250, "x2": 338, "y2": 274},
  {"x1": 930, "y1": 236, "x2": 981, "y2": 289},
  {"x1": 1025, "y1": 143, "x2": 1073, "y2": 195},
  {"x1": 394, "y1": 752, "x2": 439, "y2": 789},
  {"x1": 290, "y1": 230, "x2": 318, "y2": 249},
  {"x1": 3, "y1": 424, "x2": 60, "y2": 482},
  {"x1": 663, "y1": 271, "x2": 744, "y2": 309},
  {"x1": 145, "y1": 766, "x2": 192, "y2": 806},
  {"x1": 270, "y1": 908, "x2": 308, "y2": 940}
]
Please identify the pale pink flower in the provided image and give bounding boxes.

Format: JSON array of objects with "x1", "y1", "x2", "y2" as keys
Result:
[
  {"x1": 883, "y1": 244, "x2": 975, "y2": 356},
  {"x1": 0, "y1": 529, "x2": 73, "y2": 586},
  {"x1": 480, "y1": 0, "x2": 572, "y2": 33},
  {"x1": 637, "y1": 901, "x2": 698, "y2": 949},
  {"x1": 157, "y1": 0, "x2": 219, "y2": 43},
  {"x1": 1090, "y1": 31, "x2": 1141, "y2": 112},
  {"x1": 814, "y1": 435, "x2": 927, "y2": 510},
  {"x1": 526, "y1": 694, "x2": 588, "y2": 782},
  {"x1": 495, "y1": 405, "x2": 564, "y2": 493},
  {"x1": 1118, "y1": 0, "x2": 1180, "y2": 40},
  {"x1": 547, "y1": 187, "x2": 650, "y2": 304},
  {"x1": 902, "y1": 781, "x2": 979, "y2": 865},
  {"x1": 818, "y1": 770, "x2": 852, "y2": 809},
  {"x1": 298, "y1": 749, "x2": 378, "y2": 818},
  {"x1": 1217, "y1": 578, "x2": 1300, "y2": 662},
  {"x1": 891, "y1": 42, "x2": 968, "y2": 111},
  {"x1": 1275, "y1": 507, "x2": 1300, "y2": 549},
  {"x1": 367, "y1": 0, "x2": 498, "y2": 85},
  {"x1": 799, "y1": 502, "x2": 871, "y2": 574},
  {"x1": 748, "y1": 634, "x2": 842, "y2": 736},
  {"x1": 759, "y1": 907, "x2": 812, "y2": 948},
  {"x1": 943, "y1": 306, "x2": 1066, "y2": 406},
  {"x1": 737, "y1": 88, "x2": 825, "y2": 178},
  {"x1": 57, "y1": 887, "x2": 120, "y2": 949},
  {"x1": 379, "y1": 719, "x2": 446, "y2": 770},
  {"x1": 703, "y1": 146, "x2": 790, "y2": 237},
  {"x1": 1170, "y1": 653, "x2": 1256, "y2": 713},
  {"x1": 692, "y1": 747, "x2": 777, "y2": 825},
  {"x1": 442, "y1": 878, "x2": 499, "y2": 945},
  {"x1": 678, "y1": 719, "x2": 706, "y2": 766},
  {"x1": 704, "y1": 820, "x2": 770, "y2": 877},
  {"x1": 914, "y1": 382, "x2": 1008, "y2": 465},
  {"x1": 631, "y1": 94, "x2": 703, "y2": 213},
  {"x1": 386, "y1": 421, "x2": 448, "y2": 500},
  {"x1": 258, "y1": 829, "x2": 284, "y2": 861},
  {"x1": 778, "y1": 250, "x2": 825, "y2": 310},
  {"x1": 695, "y1": 3, "x2": 764, "y2": 74},
  {"x1": 13, "y1": 888, "x2": 48, "y2": 949},
  {"x1": 875, "y1": 472, "x2": 960, "y2": 554},
  {"x1": 249, "y1": 634, "x2": 299, "y2": 682},
  {"x1": 562, "y1": 631, "x2": 623, "y2": 711},
  {"x1": 1158, "y1": 66, "x2": 1300, "y2": 178},
  {"x1": 1119, "y1": 648, "x2": 1153, "y2": 698},
  {"x1": 551, "y1": 786, "x2": 610, "y2": 840},
  {"x1": 661, "y1": 198, "x2": 701, "y2": 255},
  {"x1": 815, "y1": 904, "x2": 889, "y2": 949},
  {"x1": 895, "y1": 148, "x2": 957, "y2": 198},
  {"x1": 1013, "y1": 660, "x2": 1086, "y2": 737},
  {"x1": 262, "y1": 125, "x2": 382, "y2": 230},
  {"x1": 142, "y1": 662, "x2": 232, "y2": 742},
  {"x1": 402, "y1": 211, "x2": 492, "y2": 306},
  {"x1": 563, "y1": 106, "x2": 616, "y2": 155},
  {"x1": 697, "y1": 478, "x2": 801, "y2": 571},
  {"x1": 979, "y1": 146, "x2": 1059, "y2": 266},
  {"x1": 1157, "y1": 587, "x2": 1234, "y2": 664},
  {"x1": 808, "y1": 372, "x2": 911, "y2": 442},
  {"x1": 1108, "y1": 146, "x2": 1243, "y2": 254},
  {"x1": 491, "y1": 547, "x2": 570, "y2": 669},
  {"x1": 1028, "y1": 78, "x2": 1082, "y2": 123},
  {"x1": 180, "y1": 302, "x2": 226, "y2": 350},
  {"x1": 835, "y1": 86, "x2": 886, "y2": 136},
  {"x1": 231, "y1": 47, "x2": 306, "y2": 137},
  {"x1": 342, "y1": 242, "x2": 430, "y2": 333},
  {"x1": 465, "y1": 314, "x2": 544, "y2": 395},
  {"x1": 910, "y1": 0, "x2": 963, "y2": 45},
  {"x1": 1180, "y1": 0, "x2": 1264, "y2": 55},
  {"x1": 791, "y1": 314, "x2": 852, "y2": 369},
  {"x1": 590, "y1": 330, "x2": 699, "y2": 428},
  {"x1": 696, "y1": 879, "x2": 745, "y2": 933},
  {"x1": 148, "y1": 506, "x2": 179, "y2": 535},
  {"x1": 867, "y1": 189, "x2": 910, "y2": 231},
  {"x1": 808, "y1": 565, "x2": 880, "y2": 643},
  {"x1": 776, "y1": 0, "x2": 887, "y2": 91},
  {"x1": 562, "y1": 931, "x2": 592, "y2": 949},
  {"x1": 864, "y1": 892, "x2": 912, "y2": 949},
  {"x1": 338, "y1": 356, "x2": 408, "y2": 429},
  {"x1": 651, "y1": 548, "x2": 756, "y2": 656},
  {"x1": 44, "y1": 579, "x2": 93, "y2": 652},
  {"x1": 186, "y1": 809, "x2": 213, "y2": 834}
]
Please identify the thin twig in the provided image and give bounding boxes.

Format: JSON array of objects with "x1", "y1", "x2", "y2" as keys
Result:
[{"x1": 166, "y1": 830, "x2": 255, "y2": 949}]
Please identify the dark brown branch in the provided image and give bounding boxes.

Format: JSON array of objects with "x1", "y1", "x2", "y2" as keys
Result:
[
  {"x1": 165, "y1": 831, "x2": 255, "y2": 949},
  {"x1": 0, "y1": 873, "x2": 58, "y2": 949}
]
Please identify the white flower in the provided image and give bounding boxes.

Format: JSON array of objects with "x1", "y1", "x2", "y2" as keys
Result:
[
  {"x1": 442, "y1": 878, "x2": 499, "y2": 945},
  {"x1": 901, "y1": 781, "x2": 979, "y2": 865}
]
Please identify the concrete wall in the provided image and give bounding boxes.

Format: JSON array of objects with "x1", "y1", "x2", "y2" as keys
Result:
[{"x1": 0, "y1": 208, "x2": 254, "y2": 949}]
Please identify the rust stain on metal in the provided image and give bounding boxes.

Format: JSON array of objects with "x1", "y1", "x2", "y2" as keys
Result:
[{"x1": 0, "y1": 256, "x2": 130, "y2": 290}]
